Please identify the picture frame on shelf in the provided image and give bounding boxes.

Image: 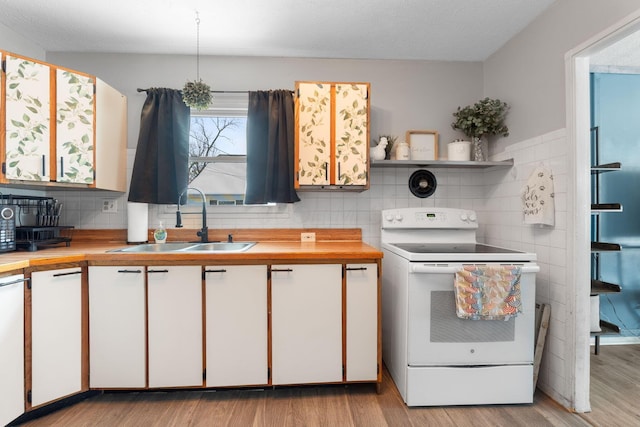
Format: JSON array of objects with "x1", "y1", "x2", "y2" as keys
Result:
[{"x1": 406, "y1": 130, "x2": 438, "y2": 161}]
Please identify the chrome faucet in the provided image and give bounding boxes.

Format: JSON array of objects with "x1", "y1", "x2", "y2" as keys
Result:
[{"x1": 176, "y1": 187, "x2": 209, "y2": 243}]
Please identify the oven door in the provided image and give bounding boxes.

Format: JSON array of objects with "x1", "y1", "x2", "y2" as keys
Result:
[{"x1": 407, "y1": 263, "x2": 538, "y2": 366}]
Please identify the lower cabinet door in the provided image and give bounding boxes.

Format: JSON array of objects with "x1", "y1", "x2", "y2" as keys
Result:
[
  {"x1": 271, "y1": 264, "x2": 342, "y2": 385},
  {"x1": 346, "y1": 263, "x2": 379, "y2": 381},
  {"x1": 31, "y1": 268, "x2": 83, "y2": 407},
  {"x1": 88, "y1": 266, "x2": 146, "y2": 388},
  {"x1": 0, "y1": 275, "x2": 25, "y2": 426},
  {"x1": 147, "y1": 266, "x2": 203, "y2": 388},
  {"x1": 205, "y1": 265, "x2": 268, "y2": 387}
]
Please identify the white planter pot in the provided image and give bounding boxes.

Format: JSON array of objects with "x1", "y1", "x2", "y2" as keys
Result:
[{"x1": 447, "y1": 141, "x2": 471, "y2": 161}]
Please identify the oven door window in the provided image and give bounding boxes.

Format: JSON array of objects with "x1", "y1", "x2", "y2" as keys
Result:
[{"x1": 407, "y1": 269, "x2": 535, "y2": 366}]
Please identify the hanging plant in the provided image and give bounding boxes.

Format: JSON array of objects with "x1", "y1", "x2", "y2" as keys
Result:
[
  {"x1": 183, "y1": 79, "x2": 212, "y2": 110},
  {"x1": 183, "y1": 11, "x2": 212, "y2": 110}
]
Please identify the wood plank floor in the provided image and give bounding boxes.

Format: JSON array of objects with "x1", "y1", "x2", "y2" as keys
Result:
[{"x1": 15, "y1": 345, "x2": 640, "y2": 427}]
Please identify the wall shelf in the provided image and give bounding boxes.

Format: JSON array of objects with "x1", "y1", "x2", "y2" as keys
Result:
[
  {"x1": 591, "y1": 279, "x2": 622, "y2": 294},
  {"x1": 591, "y1": 203, "x2": 623, "y2": 213},
  {"x1": 590, "y1": 162, "x2": 621, "y2": 174},
  {"x1": 590, "y1": 125, "x2": 622, "y2": 355},
  {"x1": 370, "y1": 159, "x2": 513, "y2": 169}
]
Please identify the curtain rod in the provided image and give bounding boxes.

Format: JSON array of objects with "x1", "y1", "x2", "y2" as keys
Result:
[{"x1": 136, "y1": 88, "x2": 248, "y2": 94}]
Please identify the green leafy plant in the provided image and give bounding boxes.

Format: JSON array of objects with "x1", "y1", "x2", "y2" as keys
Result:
[
  {"x1": 451, "y1": 98, "x2": 509, "y2": 139},
  {"x1": 183, "y1": 79, "x2": 212, "y2": 110}
]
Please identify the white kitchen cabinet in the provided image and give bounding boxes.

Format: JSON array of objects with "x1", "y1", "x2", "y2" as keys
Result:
[
  {"x1": 0, "y1": 274, "x2": 25, "y2": 426},
  {"x1": 345, "y1": 263, "x2": 379, "y2": 381},
  {"x1": 271, "y1": 264, "x2": 342, "y2": 384},
  {"x1": 295, "y1": 81, "x2": 370, "y2": 190},
  {"x1": 204, "y1": 265, "x2": 268, "y2": 387},
  {"x1": 147, "y1": 266, "x2": 202, "y2": 388},
  {"x1": 56, "y1": 67, "x2": 95, "y2": 184},
  {"x1": 3, "y1": 53, "x2": 52, "y2": 182},
  {"x1": 30, "y1": 267, "x2": 83, "y2": 407},
  {"x1": 94, "y1": 78, "x2": 127, "y2": 191},
  {"x1": 1, "y1": 50, "x2": 127, "y2": 190},
  {"x1": 88, "y1": 266, "x2": 145, "y2": 388}
]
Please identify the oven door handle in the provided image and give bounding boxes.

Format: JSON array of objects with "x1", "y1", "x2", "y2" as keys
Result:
[{"x1": 409, "y1": 264, "x2": 540, "y2": 274}]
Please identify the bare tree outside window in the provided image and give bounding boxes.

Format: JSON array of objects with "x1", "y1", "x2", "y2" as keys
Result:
[{"x1": 188, "y1": 117, "x2": 242, "y2": 183}]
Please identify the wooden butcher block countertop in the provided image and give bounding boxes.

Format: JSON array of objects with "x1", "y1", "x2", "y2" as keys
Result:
[{"x1": 0, "y1": 228, "x2": 382, "y2": 272}]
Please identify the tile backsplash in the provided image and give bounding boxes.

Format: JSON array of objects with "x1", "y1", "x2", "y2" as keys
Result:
[{"x1": 5, "y1": 128, "x2": 568, "y2": 407}]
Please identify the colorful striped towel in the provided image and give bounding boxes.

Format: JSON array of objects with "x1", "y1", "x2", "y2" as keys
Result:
[{"x1": 454, "y1": 265, "x2": 522, "y2": 320}]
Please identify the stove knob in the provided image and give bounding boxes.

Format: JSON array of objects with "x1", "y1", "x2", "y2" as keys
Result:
[
  {"x1": 460, "y1": 213, "x2": 468, "y2": 222},
  {"x1": 468, "y1": 212, "x2": 477, "y2": 222},
  {"x1": 395, "y1": 214, "x2": 403, "y2": 222},
  {"x1": 385, "y1": 214, "x2": 394, "y2": 222}
]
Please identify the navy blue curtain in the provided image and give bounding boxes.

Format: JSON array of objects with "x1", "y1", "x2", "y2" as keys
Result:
[
  {"x1": 245, "y1": 90, "x2": 300, "y2": 204},
  {"x1": 128, "y1": 88, "x2": 190, "y2": 204}
]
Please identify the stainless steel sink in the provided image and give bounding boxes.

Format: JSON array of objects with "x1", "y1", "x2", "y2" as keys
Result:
[
  {"x1": 111, "y1": 242, "x2": 198, "y2": 253},
  {"x1": 110, "y1": 241, "x2": 256, "y2": 253},
  {"x1": 184, "y1": 242, "x2": 256, "y2": 252}
]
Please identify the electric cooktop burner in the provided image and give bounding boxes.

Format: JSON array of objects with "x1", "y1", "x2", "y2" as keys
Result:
[{"x1": 390, "y1": 243, "x2": 524, "y2": 254}]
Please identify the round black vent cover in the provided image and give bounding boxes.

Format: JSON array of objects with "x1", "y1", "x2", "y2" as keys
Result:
[{"x1": 408, "y1": 169, "x2": 437, "y2": 198}]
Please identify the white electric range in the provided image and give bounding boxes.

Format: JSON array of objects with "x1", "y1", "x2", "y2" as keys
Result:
[{"x1": 381, "y1": 207, "x2": 539, "y2": 406}]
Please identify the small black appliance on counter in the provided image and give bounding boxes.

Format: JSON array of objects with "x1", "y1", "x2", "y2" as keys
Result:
[{"x1": 0, "y1": 194, "x2": 73, "y2": 252}]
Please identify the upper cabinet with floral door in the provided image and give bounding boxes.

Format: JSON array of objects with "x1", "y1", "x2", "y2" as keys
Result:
[
  {"x1": 56, "y1": 68, "x2": 96, "y2": 185},
  {"x1": 1, "y1": 51, "x2": 125, "y2": 190},
  {"x1": 2, "y1": 53, "x2": 52, "y2": 182},
  {"x1": 295, "y1": 81, "x2": 370, "y2": 191}
]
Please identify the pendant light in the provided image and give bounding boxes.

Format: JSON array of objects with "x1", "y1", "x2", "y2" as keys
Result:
[{"x1": 182, "y1": 11, "x2": 212, "y2": 110}]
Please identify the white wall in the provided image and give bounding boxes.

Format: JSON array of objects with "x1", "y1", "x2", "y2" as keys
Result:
[
  {"x1": 0, "y1": 22, "x2": 46, "y2": 60},
  {"x1": 484, "y1": 0, "x2": 640, "y2": 145},
  {"x1": 482, "y1": 0, "x2": 640, "y2": 412},
  {"x1": 482, "y1": 129, "x2": 569, "y2": 407},
  {"x1": 46, "y1": 53, "x2": 483, "y2": 154},
  {"x1": 39, "y1": 53, "x2": 486, "y2": 245}
]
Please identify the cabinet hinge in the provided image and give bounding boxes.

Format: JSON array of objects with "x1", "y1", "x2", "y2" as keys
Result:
[
  {"x1": 1, "y1": 59, "x2": 5, "y2": 73},
  {"x1": 1, "y1": 162, "x2": 5, "y2": 175},
  {"x1": 377, "y1": 363, "x2": 380, "y2": 375},
  {"x1": 342, "y1": 365, "x2": 345, "y2": 377},
  {"x1": 267, "y1": 269, "x2": 271, "y2": 280},
  {"x1": 27, "y1": 389, "x2": 32, "y2": 404},
  {"x1": 93, "y1": 83, "x2": 97, "y2": 94},
  {"x1": 203, "y1": 369, "x2": 206, "y2": 381},
  {"x1": 268, "y1": 367, "x2": 271, "y2": 380},
  {"x1": 296, "y1": 88, "x2": 300, "y2": 98},
  {"x1": 342, "y1": 267, "x2": 345, "y2": 279}
]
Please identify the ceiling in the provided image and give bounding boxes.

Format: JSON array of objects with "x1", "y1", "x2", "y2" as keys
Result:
[
  {"x1": 0, "y1": 0, "x2": 556, "y2": 61},
  {"x1": 591, "y1": 31, "x2": 640, "y2": 68}
]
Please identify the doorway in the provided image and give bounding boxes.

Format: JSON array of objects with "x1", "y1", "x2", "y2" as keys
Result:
[{"x1": 567, "y1": 10, "x2": 640, "y2": 413}]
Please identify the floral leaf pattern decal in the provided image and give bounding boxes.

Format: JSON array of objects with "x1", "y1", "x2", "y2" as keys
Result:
[
  {"x1": 297, "y1": 82, "x2": 369, "y2": 186},
  {"x1": 335, "y1": 84, "x2": 368, "y2": 185},
  {"x1": 4, "y1": 56, "x2": 51, "y2": 181},
  {"x1": 57, "y1": 70, "x2": 95, "y2": 183},
  {"x1": 298, "y1": 83, "x2": 331, "y2": 185}
]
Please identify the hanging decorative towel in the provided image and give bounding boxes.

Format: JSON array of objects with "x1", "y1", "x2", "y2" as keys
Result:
[
  {"x1": 454, "y1": 265, "x2": 522, "y2": 320},
  {"x1": 521, "y1": 165, "x2": 555, "y2": 226}
]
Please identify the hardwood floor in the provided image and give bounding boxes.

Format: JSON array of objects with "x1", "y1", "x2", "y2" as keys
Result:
[{"x1": 15, "y1": 345, "x2": 640, "y2": 427}]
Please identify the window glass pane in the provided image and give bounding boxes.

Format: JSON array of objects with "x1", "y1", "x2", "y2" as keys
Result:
[{"x1": 188, "y1": 92, "x2": 248, "y2": 205}]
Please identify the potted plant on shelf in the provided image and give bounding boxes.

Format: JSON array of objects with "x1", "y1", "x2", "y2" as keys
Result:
[{"x1": 451, "y1": 98, "x2": 509, "y2": 161}]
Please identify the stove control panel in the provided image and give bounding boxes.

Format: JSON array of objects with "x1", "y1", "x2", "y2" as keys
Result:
[{"x1": 382, "y1": 207, "x2": 478, "y2": 229}]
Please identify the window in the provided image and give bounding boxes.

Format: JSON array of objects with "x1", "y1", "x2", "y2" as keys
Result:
[{"x1": 188, "y1": 92, "x2": 248, "y2": 206}]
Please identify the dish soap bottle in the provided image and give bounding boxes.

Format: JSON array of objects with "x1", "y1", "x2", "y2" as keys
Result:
[{"x1": 154, "y1": 221, "x2": 167, "y2": 244}]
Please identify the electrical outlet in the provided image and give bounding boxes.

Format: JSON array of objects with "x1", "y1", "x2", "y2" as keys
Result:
[
  {"x1": 102, "y1": 199, "x2": 118, "y2": 213},
  {"x1": 301, "y1": 232, "x2": 316, "y2": 242}
]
